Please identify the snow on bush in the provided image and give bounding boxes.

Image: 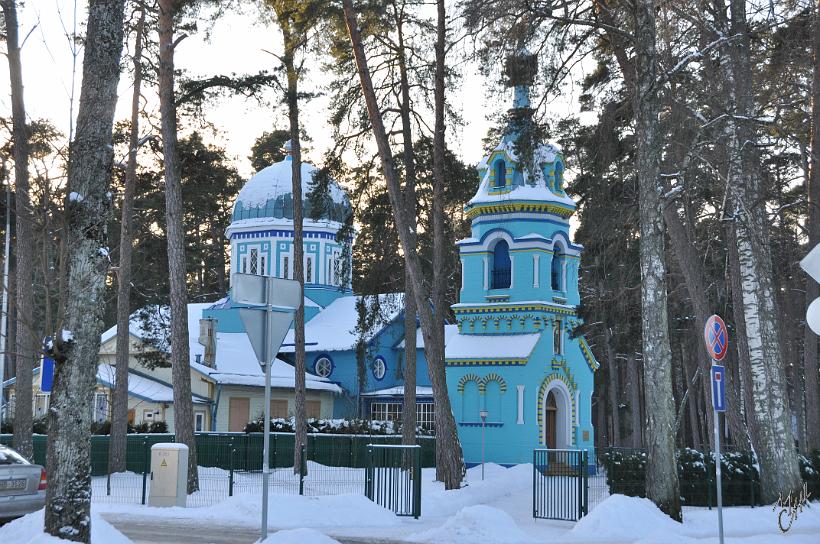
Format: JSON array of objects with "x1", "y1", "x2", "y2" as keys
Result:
[
  {"x1": 0, "y1": 509, "x2": 132, "y2": 543},
  {"x1": 243, "y1": 416, "x2": 434, "y2": 436},
  {"x1": 259, "y1": 528, "x2": 341, "y2": 544},
  {"x1": 572, "y1": 494, "x2": 682, "y2": 541},
  {"x1": 407, "y1": 505, "x2": 536, "y2": 544}
]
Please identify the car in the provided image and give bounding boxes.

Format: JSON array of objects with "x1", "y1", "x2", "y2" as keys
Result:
[{"x1": 0, "y1": 444, "x2": 46, "y2": 521}]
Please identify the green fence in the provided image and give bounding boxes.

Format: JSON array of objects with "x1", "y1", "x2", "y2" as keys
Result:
[
  {"x1": 0, "y1": 432, "x2": 436, "y2": 507},
  {"x1": 0, "y1": 432, "x2": 435, "y2": 473}
]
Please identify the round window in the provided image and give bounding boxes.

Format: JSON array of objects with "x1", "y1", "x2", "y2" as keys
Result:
[
  {"x1": 372, "y1": 357, "x2": 386, "y2": 380},
  {"x1": 314, "y1": 357, "x2": 332, "y2": 378}
]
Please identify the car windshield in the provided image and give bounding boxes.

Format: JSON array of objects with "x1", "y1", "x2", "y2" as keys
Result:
[{"x1": 0, "y1": 447, "x2": 28, "y2": 465}]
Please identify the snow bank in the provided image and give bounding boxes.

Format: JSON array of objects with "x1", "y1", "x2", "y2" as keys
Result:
[
  {"x1": 0, "y1": 509, "x2": 132, "y2": 543},
  {"x1": 408, "y1": 505, "x2": 535, "y2": 544},
  {"x1": 259, "y1": 528, "x2": 341, "y2": 544},
  {"x1": 96, "y1": 492, "x2": 399, "y2": 530},
  {"x1": 572, "y1": 494, "x2": 682, "y2": 541}
]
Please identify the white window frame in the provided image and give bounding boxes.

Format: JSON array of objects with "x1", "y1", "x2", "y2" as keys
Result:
[
  {"x1": 92, "y1": 392, "x2": 109, "y2": 422},
  {"x1": 416, "y1": 402, "x2": 435, "y2": 429},
  {"x1": 305, "y1": 255, "x2": 314, "y2": 283},
  {"x1": 372, "y1": 357, "x2": 386, "y2": 380},
  {"x1": 371, "y1": 402, "x2": 401, "y2": 422},
  {"x1": 194, "y1": 411, "x2": 206, "y2": 432}
]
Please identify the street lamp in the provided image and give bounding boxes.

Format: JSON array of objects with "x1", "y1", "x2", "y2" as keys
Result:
[{"x1": 479, "y1": 409, "x2": 488, "y2": 481}]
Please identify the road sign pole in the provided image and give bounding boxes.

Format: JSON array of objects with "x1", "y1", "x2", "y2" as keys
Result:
[
  {"x1": 261, "y1": 280, "x2": 271, "y2": 541},
  {"x1": 712, "y1": 362, "x2": 724, "y2": 544}
]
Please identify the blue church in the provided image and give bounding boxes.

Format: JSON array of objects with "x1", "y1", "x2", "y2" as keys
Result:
[
  {"x1": 197, "y1": 54, "x2": 597, "y2": 464},
  {"x1": 443, "y1": 54, "x2": 598, "y2": 465}
]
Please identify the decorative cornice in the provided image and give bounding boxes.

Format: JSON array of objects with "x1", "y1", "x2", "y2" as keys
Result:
[
  {"x1": 453, "y1": 302, "x2": 577, "y2": 316},
  {"x1": 465, "y1": 201, "x2": 575, "y2": 220},
  {"x1": 446, "y1": 358, "x2": 528, "y2": 367},
  {"x1": 579, "y1": 337, "x2": 600, "y2": 372}
]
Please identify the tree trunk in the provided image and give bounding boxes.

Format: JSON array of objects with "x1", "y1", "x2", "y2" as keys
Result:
[
  {"x1": 804, "y1": 0, "x2": 820, "y2": 453},
  {"x1": 605, "y1": 329, "x2": 620, "y2": 447},
  {"x1": 277, "y1": 18, "x2": 307, "y2": 473},
  {"x1": 633, "y1": 0, "x2": 682, "y2": 521},
  {"x1": 726, "y1": 223, "x2": 757, "y2": 448},
  {"x1": 158, "y1": 0, "x2": 199, "y2": 493},
  {"x1": 431, "y1": 0, "x2": 463, "y2": 484},
  {"x1": 1, "y1": 0, "x2": 35, "y2": 461},
  {"x1": 720, "y1": 0, "x2": 802, "y2": 502},
  {"x1": 342, "y1": 0, "x2": 464, "y2": 488},
  {"x1": 43, "y1": 1, "x2": 126, "y2": 540},
  {"x1": 395, "y1": 5, "x2": 418, "y2": 448},
  {"x1": 110, "y1": 4, "x2": 146, "y2": 475},
  {"x1": 627, "y1": 353, "x2": 642, "y2": 448}
]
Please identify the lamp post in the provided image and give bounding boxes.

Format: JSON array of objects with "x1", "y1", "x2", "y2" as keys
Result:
[{"x1": 480, "y1": 409, "x2": 488, "y2": 481}]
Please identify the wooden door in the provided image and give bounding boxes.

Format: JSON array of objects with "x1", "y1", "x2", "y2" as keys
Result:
[
  {"x1": 228, "y1": 397, "x2": 250, "y2": 432},
  {"x1": 546, "y1": 391, "x2": 557, "y2": 449}
]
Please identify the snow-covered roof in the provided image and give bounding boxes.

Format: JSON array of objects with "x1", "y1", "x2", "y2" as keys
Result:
[
  {"x1": 191, "y1": 357, "x2": 342, "y2": 393},
  {"x1": 231, "y1": 157, "x2": 350, "y2": 225},
  {"x1": 96, "y1": 363, "x2": 208, "y2": 404},
  {"x1": 469, "y1": 141, "x2": 576, "y2": 209},
  {"x1": 445, "y1": 332, "x2": 542, "y2": 361},
  {"x1": 99, "y1": 303, "x2": 342, "y2": 394},
  {"x1": 395, "y1": 324, "x2": 459, "y2": 349},
  {"x1": 361, "y1": 386, "x2": 434, "y2": 397},
  {"x1": 280, "y1": 293, "x2": 405, "y2": 353}
]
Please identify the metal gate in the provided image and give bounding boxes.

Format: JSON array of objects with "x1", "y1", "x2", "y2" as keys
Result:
[
  {"x1": 533, "y1": 448, "x2": 588, "y2": 521},
  {"x1": 365, "y1": 444, "x2": 422, "y2": 518}
]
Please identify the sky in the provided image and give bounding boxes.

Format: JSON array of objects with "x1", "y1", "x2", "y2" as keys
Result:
[
  {"x1": 0, "y1": 2, "x2": 595, "y2": 190},
  {"x1": 0, "y1": 1, "x2": 506, "y2": 179}
]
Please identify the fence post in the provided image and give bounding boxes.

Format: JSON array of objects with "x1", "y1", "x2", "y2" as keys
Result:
[
  {"x1": 413, "y1": 446, "x2": 422, "y2": 519},
  {"x1": 299, "y1": 443, "x2": 306, "y2": 496},
  {"x1": 365, "y1": 445, "x2": 373, "y2": 500},
  {"x1": 229, "y1": 448, "x2": 235, "y2": 497},
  {"x1": 707, "y1": 472, "x2": 713, "y2": 510},
  {"x1": 582, "y1": 450, "x2": 589, "y2": 517},
  {"x1": 141, "y1": 438, "x2": 149, "y2": 505},
  {"x1": 532, "y1": 450, "x2": 537, "y2": 519}
]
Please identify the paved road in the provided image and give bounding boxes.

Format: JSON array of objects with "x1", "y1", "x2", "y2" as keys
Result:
[{"x1": 102, "y1": 514, "x2": 400, "y2": 544}]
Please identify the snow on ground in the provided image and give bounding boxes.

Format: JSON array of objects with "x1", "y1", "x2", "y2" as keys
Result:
[
  {"x1": 89, "y1": 461, "x2": 820, "y2": 544},
  {"x1": 259, "y1": 528, "x2": 341, "y2": 544},
  {"x1": 407, "y1": 505, "x2": 537, "y2": 544},
  {"x1": 0, "y1": 509, "x2": 132, "y2": 543}
]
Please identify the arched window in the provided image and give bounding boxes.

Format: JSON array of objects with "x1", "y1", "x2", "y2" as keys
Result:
[
  {"x1": 491, "y1": 240, "x2": 511, "y2": 289},
  {"x1": 551, "y1": 245, "x2": 564, "y2": 291},
  {"x1": 494, "y1": 160, "x2": 506, "y2": 188}
]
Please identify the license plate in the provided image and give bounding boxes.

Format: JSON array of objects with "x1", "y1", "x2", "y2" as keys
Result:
[{"x1": 0, "y1": 479, "x2": 26, "y2": 491}]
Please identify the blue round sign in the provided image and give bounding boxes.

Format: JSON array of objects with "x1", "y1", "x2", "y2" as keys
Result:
[{"x1": 704, "y1": 315, "x2": 729, "y2": 361}]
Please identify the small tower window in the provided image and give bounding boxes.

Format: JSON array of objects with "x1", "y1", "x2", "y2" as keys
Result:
[
  {"x1": 491, "y1": 240, "x2": 511, "y2": 289},
  {"x1": 551, "y1": 246, "x2": 564, "y2": 291},
  {"x1": 494, "y1": 160, "x2": 506, "y2": 188},
  {"x1": 554, "y1": 161, "x2": 564, "y2": 191},
  {"x1": 553, "y1": 319, "x2": 563, "y2": 355}
]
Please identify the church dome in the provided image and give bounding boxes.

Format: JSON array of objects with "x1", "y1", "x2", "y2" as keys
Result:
[{"x1": 231, "y1": 155, "x2": 350, "y2": 225}]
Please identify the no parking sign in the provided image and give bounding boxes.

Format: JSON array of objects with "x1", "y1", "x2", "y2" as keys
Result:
[{"x1": 704, "y1": 315, "x2": 729, "y2": 361}]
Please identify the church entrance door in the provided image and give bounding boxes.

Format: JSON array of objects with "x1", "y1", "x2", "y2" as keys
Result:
[{"x1": 545, "y1": 391, "x2": 557, "y2": 449}]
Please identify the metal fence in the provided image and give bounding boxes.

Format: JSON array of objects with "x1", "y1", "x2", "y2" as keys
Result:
[
  {"x1": 533, "y1": 449, "x2": 589, "y2": 521},
  {"x1": 0, "y1": 432, "x2": 435, "y2": 508},
  {"x1": 365, "y1": 445, "x2": 422, "y2": 518}
]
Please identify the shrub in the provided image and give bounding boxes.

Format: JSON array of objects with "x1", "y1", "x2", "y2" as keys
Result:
[{"x1": 243, "y1": 417, "x2": 435, "y2": 436}]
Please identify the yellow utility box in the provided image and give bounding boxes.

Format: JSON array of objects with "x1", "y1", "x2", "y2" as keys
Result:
[{"x1": 148, "y1": 443, "x2": 188, "y2": 507}]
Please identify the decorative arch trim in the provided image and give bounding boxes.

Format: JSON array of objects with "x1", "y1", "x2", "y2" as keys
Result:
[
  {"x1": 482, "y1": 373, "x2": 507, "y2": 394},
  {"x1": 457, "y1": 373, "x2": 481, "y2": 393},
  {"x1": 537, "y1": 373, "x2": 577, "y2": 446}
]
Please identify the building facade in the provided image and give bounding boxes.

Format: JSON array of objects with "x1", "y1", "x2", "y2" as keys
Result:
[{"x1": 444, "y1": 54, "x2": 598, "y2": 466}]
